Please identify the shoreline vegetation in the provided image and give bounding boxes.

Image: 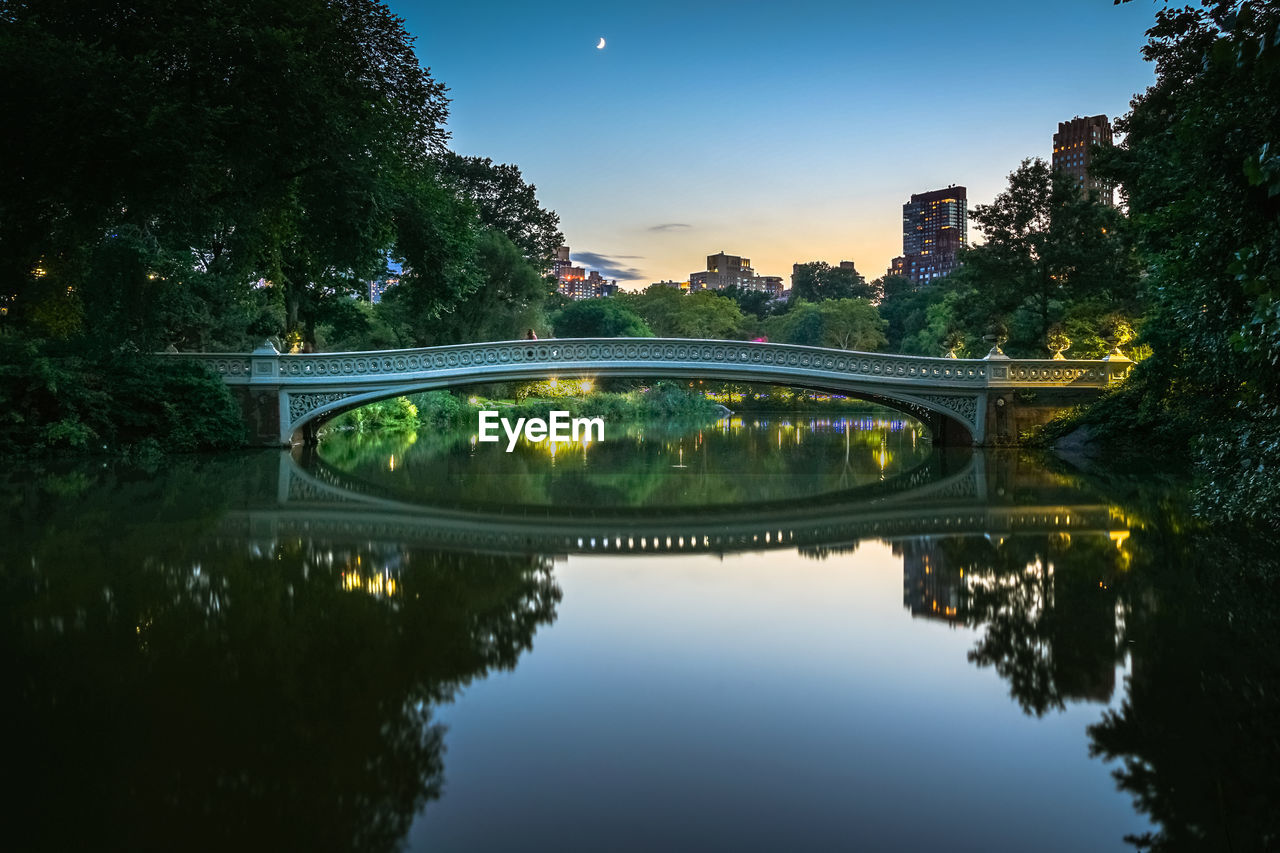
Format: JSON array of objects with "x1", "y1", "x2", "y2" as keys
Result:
[{"x1": 323, "y1": 382, "x2": 906, "y2": 437}]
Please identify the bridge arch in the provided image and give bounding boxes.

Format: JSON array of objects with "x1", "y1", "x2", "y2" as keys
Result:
[
  {"x1": 172, "y1": 337, "x2": 1127, "y2": 447},
  {"x1": 288, "y1": 370, "x2": 974, "y2": 447}
]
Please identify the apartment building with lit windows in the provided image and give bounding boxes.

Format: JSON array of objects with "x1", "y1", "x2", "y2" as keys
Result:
[
  {"x1": 551, "y1": 246, "x2": 618, "y2": 300},
  {"x1": 689, "y1": 252, "x2": 783, "y2": 295},
  {"x1": 1052, "y1": 114, "x2": 1114, "y2": 206},
  {"x1": 888, "y1": 186, "x2": 967, "y2": 285}
]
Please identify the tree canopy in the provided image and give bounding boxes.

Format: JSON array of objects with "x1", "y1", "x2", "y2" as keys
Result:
[
  {"x1": 438, "y1": 154, "x2": 565, "y2": 268},
  {"x1": 1097, "y1": 0, "x2": 1280, "y2": 520},
  {"x1": 958, "y1": 158, "x2": 1139, "y2": 355},
  {"x1": 765, "y1": 299, "x2": 887, "y2": 351},
  {"x1": 618, "y1": 286, "x2": 746, "y2": 339},
  {"x1": 789, "y1": 262, "x2": 875, "y2": 304},
  {"x1": 551, "y1": 299, "x2": 653, "y2": 338},
  {"x1": 0, "y1": 0, "x2": 476, "y2": 349}
]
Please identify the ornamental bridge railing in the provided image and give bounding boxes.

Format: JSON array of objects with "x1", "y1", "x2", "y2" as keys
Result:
[{"x1": 170, "y1": 337, "x2": 1131, "y2": 446}]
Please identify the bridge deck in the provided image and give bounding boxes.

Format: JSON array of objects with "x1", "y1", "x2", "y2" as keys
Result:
[{"x1": 170, "y1": 338, "x2": 1132, "y2": 447}]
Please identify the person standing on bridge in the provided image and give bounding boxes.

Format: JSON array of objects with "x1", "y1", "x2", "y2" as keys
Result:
[{"x1": 525, "y1": 329, "x2": 538, "y2": 340}]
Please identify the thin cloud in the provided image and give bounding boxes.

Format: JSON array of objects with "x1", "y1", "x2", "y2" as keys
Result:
[
  {"x1": 648, "y1": 223, "x2": 692, "y2": 232},
  {"x1": 570, "y1": 251, "x2": 645, "y2": 281}
]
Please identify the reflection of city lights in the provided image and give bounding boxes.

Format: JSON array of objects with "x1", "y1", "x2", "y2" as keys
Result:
[{"x1": 342, "y1": 570, "x2": 399, "y2": 598}]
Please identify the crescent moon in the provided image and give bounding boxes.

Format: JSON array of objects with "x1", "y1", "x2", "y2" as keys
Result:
[{"x1": 596, "y1": 37, "x2": 606, "y2": 49}]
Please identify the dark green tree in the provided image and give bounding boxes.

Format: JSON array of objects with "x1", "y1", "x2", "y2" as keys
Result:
[
  {"x1": 410, "y1": 229, "x2": 556, "y2": 344},
  {"x1": 789, "y1": 262, "x2": 874, "y2": 304},
  {"x1": 764, "y1": 299, "x2": 886, "y2": 351},
  {"x1": 1096, "y1": 0, "x2": 1280, "y2": 520},
  {"x1": 619, "y1": 286, "x2": 746, "y2": 339},
  {"x1": 552, "y1": 299, "x2": 653, "y2": 338},
  {"x1": 0, "y1": 0, "x2": 464, "y2": 349},
  {"x1": 765, "y1": 302, "x2": 826, "y2": 346},
  {"x1": 959, "y1": 158, "x2": 1139, "y2": 356},
  {"x1": 876, "y1": 273, "x2": 977, "y2": 357},
  {"x1": 438, "y1": 153, "x2": 565, "y2": 268},
  {"x1": 719, "y1": 284, "x2": 780, "y2": 320}
]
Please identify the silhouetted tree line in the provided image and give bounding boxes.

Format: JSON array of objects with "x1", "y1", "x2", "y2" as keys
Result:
[{"x1": 0, "y1": 453, "x2": 562, "y2": 852}]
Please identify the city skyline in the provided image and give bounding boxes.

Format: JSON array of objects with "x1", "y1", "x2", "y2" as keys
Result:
[{"x1": 399, "y1": 1, "x2": 1156, "y2": 289}]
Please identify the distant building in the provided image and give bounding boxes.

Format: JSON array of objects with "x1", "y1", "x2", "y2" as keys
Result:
[
  {"x1": 888, "y1": 186, "x2": 967, "y2": 285},
  {"x1": 551, "y1": 245, "x2": 573, "y2": 279},
  {"x1": 756, "y1": 276, "x2": 785, "y2": 297},
  {"x1": 367, "y1": 276, "x2": 399, "y2": 304},
  {"x1": 553, "y1": 246, "x2": 618, "y2": 300},
  {"x1": 690, "y1": 251, "x2": 783, "y2": 294},
  {"x1": 1052, "y1": 114, "x2": 1114, "y2": 206},
  {"x1": 899, "y1": 539, "x2": 962, "y2": 624},
  {"x1": 652, "y1": 279, "x2": 691, "y2": 291},
  {"x1": 587, "y1": 270, "x2": 618, "y2": 298}
]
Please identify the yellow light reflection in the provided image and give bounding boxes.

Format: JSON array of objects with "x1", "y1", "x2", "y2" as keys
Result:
[{"x1": 341, "y1": 570, "x2": 400, "y2": 598}]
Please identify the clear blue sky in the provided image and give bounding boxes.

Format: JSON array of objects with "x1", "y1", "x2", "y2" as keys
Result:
[{"x1": 397, "y1": 0, "x2": 1156, "y2": 287}]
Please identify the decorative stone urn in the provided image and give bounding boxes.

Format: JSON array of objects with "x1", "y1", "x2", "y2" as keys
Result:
[{"x1": 982, "y1": 333, "x2": 1009, "y2": 359}]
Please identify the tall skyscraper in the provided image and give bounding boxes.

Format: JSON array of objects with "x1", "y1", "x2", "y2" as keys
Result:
[
  {"x1": 1052, "y1": 114, "x2": 1114, "y2": 206},
  {"x1": 888, "y1": 186, "x2": 967, "y2": 284}
]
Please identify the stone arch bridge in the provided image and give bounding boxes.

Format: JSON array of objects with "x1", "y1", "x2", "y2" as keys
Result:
[{"x1": 172, "y1": 337, "x2": 1131, "y2": 447}]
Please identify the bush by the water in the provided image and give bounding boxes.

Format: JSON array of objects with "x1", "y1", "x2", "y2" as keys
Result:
[
  {"x1": 0, "y1": 337, "x2": 246, "y2": 455},
  {"x1": 328, "y1": 396, "x2": 420, "y2": 432},
  {"x1": 322, "y1": 382, "x2": 722, "y2": 436}
]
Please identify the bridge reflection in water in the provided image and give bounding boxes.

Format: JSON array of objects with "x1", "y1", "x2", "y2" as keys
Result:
[
  {"x1": 221, "y1": 447, "x2": 1129, "y2": 558},
  {"x1": 224, "y1": 445, "x2": 1136, "y2": 718}
]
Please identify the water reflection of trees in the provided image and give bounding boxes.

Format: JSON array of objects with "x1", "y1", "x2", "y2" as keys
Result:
[
  {"x1": 899, "y1": 533, "x2": 1129, "y2": 715},
  {"x1": 0, "y1": 459, "x2": 560, "y2": 852},
  {"x1": 318, "y1": 417, "x2": 930, "y2": 509},
  {"x1": 894, "y1": 516, "x2": 1280, "y2": 851},
  {"x1": 1087, "y1": 530, "x2": 1280, "y2": 852}
]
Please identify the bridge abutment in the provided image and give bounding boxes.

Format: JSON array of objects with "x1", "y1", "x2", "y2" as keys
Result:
[
  {"x1": 932, "y1": 412, "x2": 978, "y2": 447},
  {"x1": 232, "y1": 386, "x2": 289, "y2": 447},
  {"x1": 228, "y1": 341, "x2": 294, "y2": 447}
]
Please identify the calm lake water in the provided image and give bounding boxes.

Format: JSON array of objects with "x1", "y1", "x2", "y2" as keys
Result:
[{"x1": 3, "y1": 414, "x2": 1277, "y2": 851}]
